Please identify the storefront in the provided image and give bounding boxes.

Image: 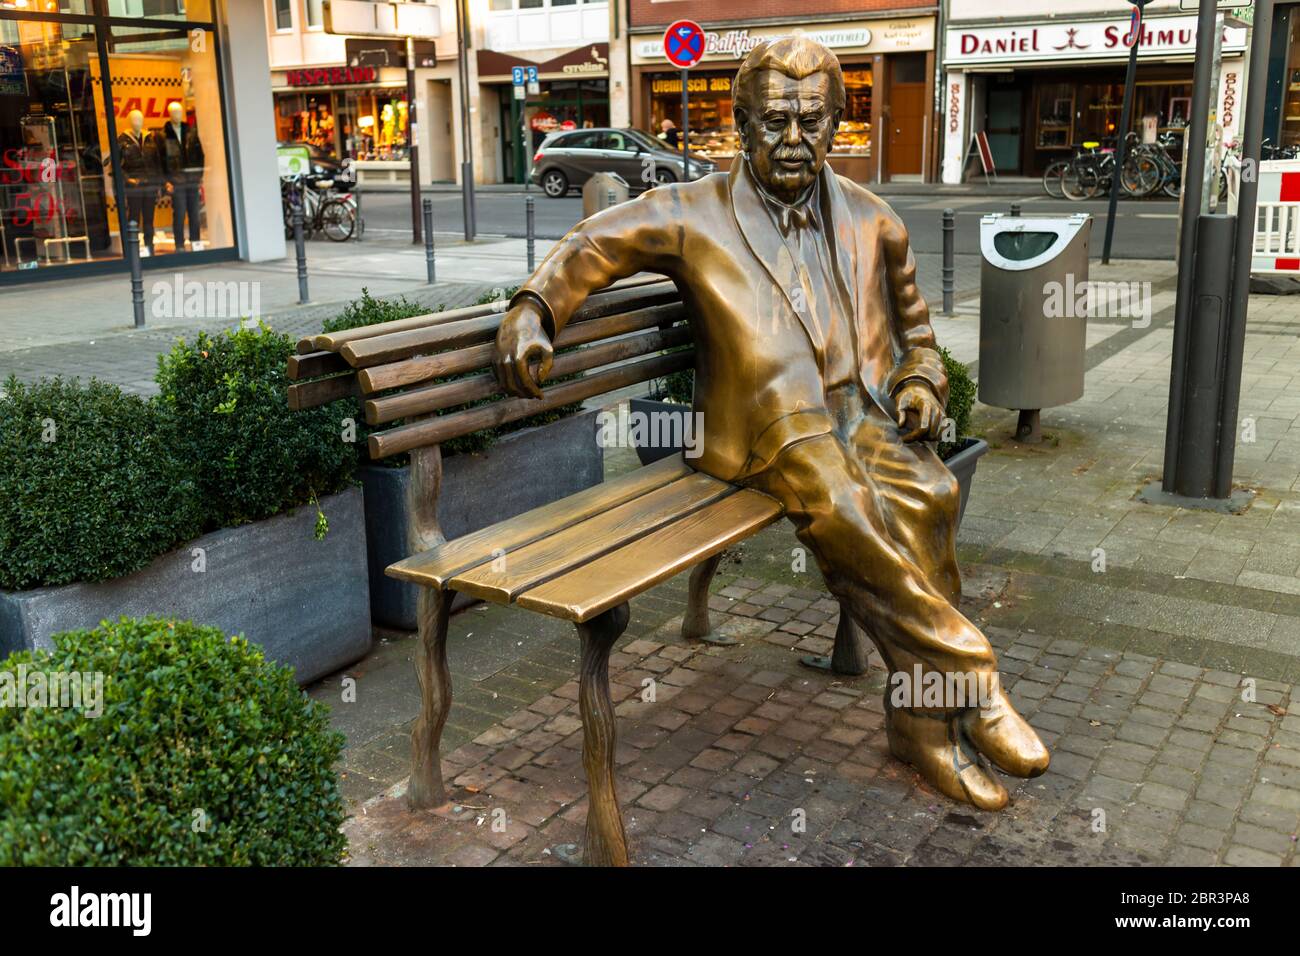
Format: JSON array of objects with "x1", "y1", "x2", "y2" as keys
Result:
[
  {"x1": 628, "y1": 16, "x2": 936, "y2": 183},
  {"x1": 941, "y1": 12, "x2": 1247, "y2": 182},
  {"x1": 1263, "y1": 3, "x2": 1300, "y2": 150},
  {"x1": 271, "y1": 39, "x2": 435, "y2": 186},
  {"x1": 478, "y1": 44, "x2": 610, "y2": 184},
  {"x1": 0, "y1": 0, "x2": 238, "y2": 279}
]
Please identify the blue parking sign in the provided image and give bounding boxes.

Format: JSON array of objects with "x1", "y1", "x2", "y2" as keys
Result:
[{"x1": 512, "y1": 66, "x2": 524, "y2": 85}]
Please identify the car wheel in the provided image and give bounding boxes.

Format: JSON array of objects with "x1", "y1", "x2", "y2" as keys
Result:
[{"x1": 542, "y1": 170, "x2": 568, "y2": 198}]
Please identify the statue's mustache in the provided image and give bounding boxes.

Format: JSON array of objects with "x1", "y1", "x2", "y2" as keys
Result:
[{"x1": 770, "y1": 146, "x2": 812, "y2": 164}]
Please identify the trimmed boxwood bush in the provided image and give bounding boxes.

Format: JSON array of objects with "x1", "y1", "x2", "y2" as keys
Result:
[
  {"x1": 156, "y1": 323, "x2": 356, "y2": 530},
  {"x1": 0, "y1": 617, "x2": 347, "y2": 866},
  {"x1": 320, "y1": 287, "x2": 435, "y2": 335},
  {"x1": 0, "y1": 377, "x2": 202, "y2": 591}
]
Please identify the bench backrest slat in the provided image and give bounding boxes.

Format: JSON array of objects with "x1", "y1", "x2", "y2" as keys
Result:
[
  {"x1": 368, "y1": 350, "x2": 691, "y2": 459},
  {"x1": 363, "y1": 323, "x2": 691, "y2": 426}
]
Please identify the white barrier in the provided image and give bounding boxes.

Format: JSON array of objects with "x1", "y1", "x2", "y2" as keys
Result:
[{"x1": 1252, "y1": 159, "x2": 1300, "y2": 275}]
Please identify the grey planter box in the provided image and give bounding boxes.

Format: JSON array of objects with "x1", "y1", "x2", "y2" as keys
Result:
[
  {"x1": 0, "y1": 487, "x2": 371, "y2": 686},
  {"x1": 362, "y1": 408, "x2": 604, "y2": 629}
]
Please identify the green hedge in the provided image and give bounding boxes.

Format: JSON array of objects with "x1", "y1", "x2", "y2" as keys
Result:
[
  {"x1": 156, "y1": 323, "x2": 356, "y2": 529},
  {"x1": 0, "y1": 617, "x2": 346, "y2": 866},
  {"x1": 0, "y1": 377, "x2": 203, "y2": 591}
]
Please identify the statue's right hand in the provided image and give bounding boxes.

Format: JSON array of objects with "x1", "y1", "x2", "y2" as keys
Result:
[{"x1": 494, "y1": 298, "x2": 554, "y2": 400}]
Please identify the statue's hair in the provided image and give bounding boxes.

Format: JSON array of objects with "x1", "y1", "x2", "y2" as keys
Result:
[{"x1": 732, "y1": 36, "x2": 846, "y2": 117}]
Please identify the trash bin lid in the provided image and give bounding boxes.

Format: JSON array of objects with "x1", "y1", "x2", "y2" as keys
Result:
[{"x1": 980, "y1": 213, "x2": 1090, "y2": 271}]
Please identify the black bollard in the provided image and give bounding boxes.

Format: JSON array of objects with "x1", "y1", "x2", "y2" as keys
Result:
[
  {"x1": 1010, "y1": 202, "x2": 1022, "y2": 217},
  {"x1": 526, "y1": 195, "x2": 536, "y2": 273},
  {"x1": 126, "y1": 219, "x2": 145, "y2": 329},
  {"x1": 941, "y1": 208, "x2": 955, "y2": 317},
  {"x1": 293, "y1": 207, "x2": 308, "y2": 304},
  {"x1": 422, "y1": 198, "x2": 436, "y2": 284}
]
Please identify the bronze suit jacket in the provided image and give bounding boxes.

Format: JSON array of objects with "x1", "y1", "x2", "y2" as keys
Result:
[{"x1": 516, "y1": 158, "x2": 949, "y2": 484}]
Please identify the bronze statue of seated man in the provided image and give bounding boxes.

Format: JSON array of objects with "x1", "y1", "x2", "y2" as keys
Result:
[{"x1": 495, "y1": 35, "x2": 1049, "y2": 810}]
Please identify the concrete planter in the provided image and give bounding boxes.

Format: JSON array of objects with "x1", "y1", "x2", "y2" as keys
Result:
[
  {"x1": 0, "y1": 487, "x2": 371, "y2": 686},
  {"x1": 362, "y1": 408, "x2": 604, "y2": 629},
  {"x1": 629, "y1": 396, "x2": 694, "y2": 467},
  {"x1": 942, "y1": 437, "x2": 989, "y2": 526}
]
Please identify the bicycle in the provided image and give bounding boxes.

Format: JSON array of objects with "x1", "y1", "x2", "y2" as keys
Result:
[{"x1": 281, "y1": 174, "x2": 357, "y2": 242}]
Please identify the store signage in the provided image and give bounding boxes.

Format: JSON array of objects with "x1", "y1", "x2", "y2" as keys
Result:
[
  {"x1": 638, "y1": 27, "x2": 875, "y2": 61},
  {"x1": 651, "y1": 75, "x2": 731, "y2": 95},
  {"x1": 287, "y1": 66, "x2": 378, "y2": 87},
  {"x1": 562, "y1": 47, "x2": 609, "y2": 74},
  {"x1": 945, "y1": 15, "x2": 1247, "y2": 64},
  {"x1": 277, "y1": 145, "x2": 312, "y2": 177}
]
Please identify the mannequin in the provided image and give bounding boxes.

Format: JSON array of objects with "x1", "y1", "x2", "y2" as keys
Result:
[
  {"x1": 118, "y1": 109, "x2": 159, "y2": 256},
  {"x1": 157, "y1": 101, "x2": 205, "y2": 252}
]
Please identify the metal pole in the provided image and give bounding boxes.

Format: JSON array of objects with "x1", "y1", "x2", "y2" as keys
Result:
[
  {"x1": 423, "y1": 197, "x2": 436, "y2": 284},
  {"x1": 455, "y1": 0, "x2": 476, "y2": 241},
  {"x1": 293, "y1": 207, "x2": 308, "y2": 304},
  {"x1": 1215, "y1": 0, "x2": 1275, "y2": 498},
  {"x1": 526, "y1": 194, "x2": 535, "y2": 273},
  {"x1": 681, "y1": 68, "x2": 690, "y2": 182},
  {"x1": 407, "y1": 36, "x2": 423, "y2": 245},
  {"x1": 353, "y1": 183, "x2": 363, "y2": 242},
  {"x1": 1102, "y1": 2, "x2": 1146, "y2": 266},
  {"x1": 1161, "y1": 0, "x2": 1221, "y2": 493},
  {"x1": 126, "y1": 219, "x2": 145, "y2": 329},
  {"x1": 941, "y1": 208, "x2": 955, "y2": 316},
  {"x1": 1009, "y1": 202, "x2": 1021, "y2": 217},
  {"x1": 1203, "y1": 15, "x2": 1225, "y2": 213}
]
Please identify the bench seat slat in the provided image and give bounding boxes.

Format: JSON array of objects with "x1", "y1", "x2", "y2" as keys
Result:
[
  {"x1": 446, "y1": 471, "x2": 735, "y2": 603},
  {"x1": 515, "y1": 490, "x2": 784, "y2": 623},
  {"x1": 386, "y1": 454, "x2": 692, "y2": 589}
]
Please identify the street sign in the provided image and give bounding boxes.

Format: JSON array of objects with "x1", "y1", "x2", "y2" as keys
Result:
[
  {"x1": 1123, "y1": 6, "x2": 1142, "y2": 47},
  {"x1": 526, "y1": 65, "x2": 539, "y2": 95},
  {"x1": 323, "y1": 0, "x2": 440, "y2": 38},
  {"x1": 1179, "y1": 0, "x2": 1250, "y2": 9},
  {"x1": 663, "y1": 19, "x2": 706, "y2": 69},
  {"x1": 512, "y1": 66, "x2": 524, "y2": 85}
]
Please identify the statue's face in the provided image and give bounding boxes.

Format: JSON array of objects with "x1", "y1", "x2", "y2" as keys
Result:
[{"x1": 738, "y1": 69, "x2": 840, "y2": 204}]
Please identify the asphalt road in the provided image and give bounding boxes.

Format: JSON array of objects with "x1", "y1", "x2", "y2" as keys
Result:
[{"x1": 357, "y1": 186, "x2": 1180, "y2": 261}]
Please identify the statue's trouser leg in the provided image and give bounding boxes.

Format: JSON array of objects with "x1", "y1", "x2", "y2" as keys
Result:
[{"x1": 747, "y1": 430, "x2": 994, "y2": 715}]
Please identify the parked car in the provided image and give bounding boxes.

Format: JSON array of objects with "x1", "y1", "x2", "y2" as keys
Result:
[{"x1": 529, "y1": 127, "x2": 717, "y2": 198}]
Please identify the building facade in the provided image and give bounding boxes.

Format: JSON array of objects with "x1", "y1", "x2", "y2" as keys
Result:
[
  {"x1": 941, "y1": 0, "x2": 1247, "y2": 183},
  {"x1": 624, "y1": 0, "x2": 939, "y2": 183},
  {"x1": 1, "y1": 0, "x2": 282, "y2": 282}
]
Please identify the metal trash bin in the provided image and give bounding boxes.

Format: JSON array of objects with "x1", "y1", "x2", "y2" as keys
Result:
[
  {"x1": 583, "y1": 172, "x2": 630, "y2": 219},
  {"x1": 977, "y1": 212, "x2": 1092, "y2": 442}
]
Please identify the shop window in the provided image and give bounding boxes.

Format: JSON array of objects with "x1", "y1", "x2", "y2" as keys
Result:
[
  {"x1": 106, "y1": 0, "x2": 212, "y2": 21},
  {"x1": 1, "y1": 1, "x2": 91, "y2": 13},
  {"x1": 1035, "y1": 83, "x2": 1074, "y2": 151},
  {"x1": 344, "y1": 88, "x2": 409, "y2": 162},
  {"x1": 836, "y1": 67, "x2": 872, "y2": 157}
]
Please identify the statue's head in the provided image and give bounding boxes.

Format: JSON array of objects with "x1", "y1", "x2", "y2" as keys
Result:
[{"x1": 733, "y1": 35, "x2": 844, "y2": 204}]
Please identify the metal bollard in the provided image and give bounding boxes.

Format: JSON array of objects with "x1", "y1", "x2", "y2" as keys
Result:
[
  {"x1": 526, "y1": 195, "x2": 536, "y2": 273},
  {"x1": 126, "y1": 220, "x2": 145, "y2": 329},
  {"x1": 941, "y1": 208, "x2": 955, "y2": 317},
  {"x1": 293, "y1": 207, "x2": 308, "y2": 304},
  {"x1": 422, "y1": 198, "x2": 436, "y2": 284},
  {"x1": 1010, "y1": 202, "x2": 1022, "y2": 217},
  {"x1": 353, "y1": 184, "x2": 363, "y2": 242},
  {"x1": 608, "y1": 188, "x2": 617, "y2": 208}
]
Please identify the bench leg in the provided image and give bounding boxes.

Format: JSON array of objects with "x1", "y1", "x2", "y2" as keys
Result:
[
  {"x1": 800, "y1": 600, "x2": 873, "y2": 676},
  {"x1": 577, "y1": 603, "x2": 631, "y2": 866},
  {"x1": 408, "y1": 587, "x2": 453, "y2": 810},
  {"x1": 681, "y1": 551, "x2": 736, "y2": 645}
]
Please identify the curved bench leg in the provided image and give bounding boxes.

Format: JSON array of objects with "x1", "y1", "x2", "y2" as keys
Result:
[
  {"x1": 577, "y1": 602, "x2": 631, "y2": 866},
  {"x1": 800, "y1": 600, "x2": 873, "y2": 677},
  {"x1": 408, "y1": 587, "x2": 453, "y2": 810},
  {"x1": 681, "y1": 551, "x2": 736, "y2": 645}
]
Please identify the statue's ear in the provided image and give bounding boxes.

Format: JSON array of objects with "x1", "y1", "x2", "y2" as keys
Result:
[{"x1": 733, "y1": 106, "x2": 751, "y2": 152}]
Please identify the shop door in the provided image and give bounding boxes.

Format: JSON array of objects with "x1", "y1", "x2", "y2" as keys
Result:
[
  {"x1": 886, "y1": 55, "x2": 926, "y2": 178},
  {"x1": 986, "y1": 87, "x2": 1024, "y2": 174}
]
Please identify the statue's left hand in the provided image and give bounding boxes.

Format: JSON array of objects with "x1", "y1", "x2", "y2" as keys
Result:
[{"x1": 894, "y1": 383, "x2": 944, "y2": 443}]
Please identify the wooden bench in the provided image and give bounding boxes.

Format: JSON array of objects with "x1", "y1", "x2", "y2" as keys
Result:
[{"x1": 286, "y1": 278, "x2": 863, "y2": 866}]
